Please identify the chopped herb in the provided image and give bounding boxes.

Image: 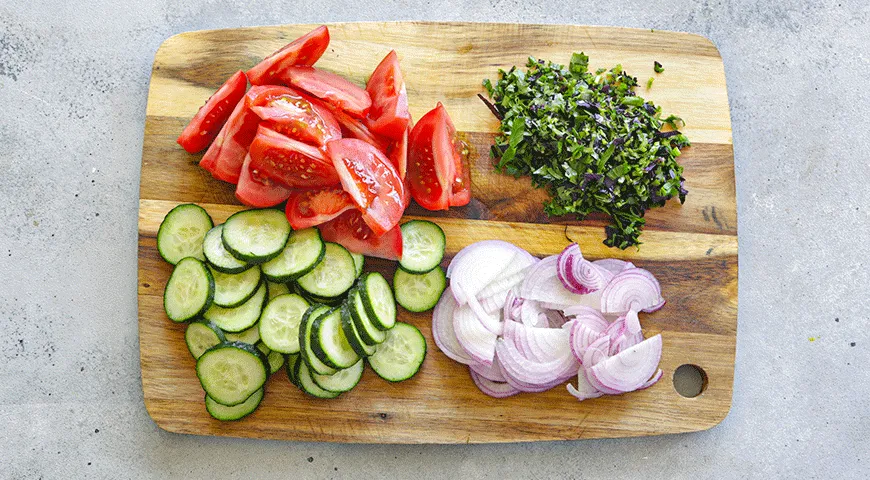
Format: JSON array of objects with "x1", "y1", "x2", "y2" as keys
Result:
[
  {"x1": 654, "y1": 61, "x2": 664, "y2": 73},
  {"x1": 647, "y1": 77, "x2": 654, "y2": 89},
  {"x1": 482, "y1": 54, "x2": 689, "y2": 249}
]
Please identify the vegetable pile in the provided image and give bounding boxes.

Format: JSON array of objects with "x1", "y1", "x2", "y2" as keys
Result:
[
  {"x1": 482, "y1": 54, "x2": 690, "y2": 249},
  {"x1": 177, "y1": 25, "x2": 471, "y2": 260},
  {"x1": 433, "y1": 241, "x2": 665, "y2": 399}
]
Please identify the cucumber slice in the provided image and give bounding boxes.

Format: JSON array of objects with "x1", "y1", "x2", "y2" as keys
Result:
[
  {"x1": 256, "y1": 342, "x2": 285, "y2": 374},
  {"x1": 398, "y1": 220, "x2": 445, "y2": 274},
  {"x1": 351, "y1": 252, "x2": 364, "y2": 277},
  {"x1": 368, "y1": 322, "x2": 427, "y2": 382},
  {"x1": 266, "y1": 281, "x2": 291, "y2": 300},
  {"x1": 210, "y1": 265, "x2": 262, "y2": 308},
  {"x1": 312, "y1": 359, "x2": 364, "y2": 393},
  {"x1": 185, "y1": 320, "x2": 226, "y2": 359},
  {"x1": 286, "y1": 353, "x2": 301, "y2": 386},
  {"x1": 196, "y1": 342, "x2": 268, "y2": 406},
  {"x1": 393, "y1": 266, "x2": 446, "y2": 313},
  {"x1": 203, "y1": 224, "x2": 248, "y2": 274},
  {"x1": 222, "y1": 209, "x2": 291, "y2": 264},
  {"x1": 340, "y1": 304, "x2": 377, "y2": 357},
  {"x1": 296, "y1": 357, "x2": 340, "y2": 399},
  {"x1": 205, "y1": 387, "x2": 263, "y2": 421},
  {"x1": 359, "y1": 272, "x2": 397, "y2": 331},
  {"x1": 311, "y1": 308, "x2": 360, "y2": 369},
  {"x1": 224, "y1": 324, "x2": 260, "y2": 344},
  {"x1": 204, "y1": 281, "x2": 267, "y2": 332},
  {"x1": 259, "y1": 293, "x2": 310, "y2": 354},
  {"x1": 349, "y1": 288, "x2": 386, "y2": 345},
  {"x1": 296, "y1": 243, "x2": 356, "y2": 298},
  {"x1": 157, "y1": 203, "x2": 213, "y2": 265},
  {"x1": 164, "y1": 257, "x2": 214, "y2": 322},
  {"x1": 261, "y1": 228, "x2": 325, "y2": 282},
  {"x1": 298, "y1": 305, "x2": 337, "y2": 376}
]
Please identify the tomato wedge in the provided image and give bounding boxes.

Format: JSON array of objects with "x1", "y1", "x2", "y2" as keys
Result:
[
  {"x1": 318, "y1": 210, "x2": 402, "y2": 260},
  {"x1": 177, "y1": 70, "x2": 248, "y2": 153},
  {"x1": 407, "y1": 103, "x2": 460, "y2": 210},
  {"x1": 199, "y1": 86, "x2": 267, "y2": 184},
  {"x1": 331, "y1": 107, "x2": 390, "y2": 151},
  {"x1": 246, "y1": 25, "x2": 330, "y2": 86},
  {"x1": 279, "y1": 66, "x2": 372, "y2": 118},
  {"x1": 365, "y1": 50, "x2": 410, "y2": 140},
  {"x1": 248, "y1": 125, "x2": 339, "y2": 189},
  {"x1": 449, "y1": 149, "x2": 471, "y2": 207},
  {"x1": 285, "y1": 187, "x2": 355, "y2": 230},
  {"x1": 247, "y1": 85, "x2": 341, "y2": 146},
  {"x1": 235, "y1": 154, "x2": 293, "y2": 207},
  {"x1": 327, "y1": 138, "x2": 405, "y2": 236},
  {"x1": 386, "y1": 127, "x2": 408, "y2": 180}
]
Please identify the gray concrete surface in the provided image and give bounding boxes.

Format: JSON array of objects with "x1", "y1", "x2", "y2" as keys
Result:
[{"x1": 1, "y1": 0, "x2": 868, "y2": 478}]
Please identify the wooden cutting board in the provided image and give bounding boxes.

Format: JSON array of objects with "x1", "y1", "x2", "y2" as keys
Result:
[{"x1": 138, "y1": 21, "x2": 737, "y2": 443}]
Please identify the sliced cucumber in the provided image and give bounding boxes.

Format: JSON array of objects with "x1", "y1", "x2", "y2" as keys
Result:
[
  {"x1": 259, "y1": 293, "x2": 310, "y2": 354},
  {"x1": 203, "y1": 224, "x2": 248, "y2": 274},
  {"x1": 359, "y1": 272, "x2": 397, "y2": 331},
  {"x1": 296, "y1": 357, "x2": 340, "y2": 399},
  {"x1": 210, "y1": 265, "x2": 262, "y2": 308},
  {"x1": 222, "y1": 209, "x2": 291, "y2": 264},
  {"x1": 348, "y1": 288, "x2": 386, "y2": 345},
  {"x1": 311, "y1": 308, "x2": 360, "y2": 369},
  {"x1": 256, "y1": 342, "x2": 285, "y2": 374},
  {"x1": 340, "y1": 304, "x2": 376, "y2": 357},
  {"x1": 393, "y1": 266, "x2": 446, "y2": 313},
  {"x1": 298, "y1": 305, "x2": 338, "y2": 376},
  {"x1": 164, "y1": 257, "x2": 214, "y2": 322},
  {"x1": 368, "y1": 322, "x2": 427, "y2": 382},
  {"x1": 205, "y1": 387, "x2": 263, "y2": 421},
  {"x1": 296, "y1": 242, "x2": 356, "y2": 298},
  {"x1": 351, "y1": 252, "x2": 364, "y2": 278},
  {"x1": 196, "y1": 342, "x2": 268, "y2": 406},
  {"x1": 204, "y1": 281, "x2": 267, "y2": 332},
  {"x1": 286, "y1": 353, "x2": 301, "y2": 386},
  {"x1": 261, "y1": 228, "x2": 325, "y2": 282},
  {"x1": 266, "y1": 281, "x2": 291, "y2": 300},
  {"x1": 185, "y1": 320, "x2": 226, "y2": 359},
  {"x1": 157, "y1": 203, "x2": 213, "y2": 265},
  {"x1": 224, "y1": 324, "x2": 260, "y2": 344},
  {"x1": 292, "y1": 282, "x2": 345, "y2": 307},
  {"x1": 312, "y1": 359, "x2": 364, "y2": 393},
  {"x1": 399, "y1": 220, "x2": 445, "y2": 274}
]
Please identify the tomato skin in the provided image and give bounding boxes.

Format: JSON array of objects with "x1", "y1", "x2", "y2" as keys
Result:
[
  {"x1": 387, "y1": 127, "x2": 408, "y2": 180},
  {"x1": 178, "y1": 70, "x2": 248, "y2": 153},
  {"x1": 407, "y1": 103, "x2": 456, "y2": 210},
  {"x1": 327, "y1": 138, "x2": 405, "y2": 237},
  {"x1": 235, "y1": 154, "x2": 293, "y2": 207},
  {"x1": 279, "y1": 66, "x2": 372, "y2": 119},
  {"x1": 199, "y1": 87, "x2": 267, "y2": 184},
  {"x1": 285, "y1": 187, "x2": 355, "y2": 230},
  {"x1": 449, "y1": 154, "x2": 471, "y2": 207},
  {"x1": 365, "y1": 51, "x2": 411, "y2": 140},
  {"x1": 331, "y1": 107, "x2": 390, "y2": 151},
  {"x1": 248, "y1": 125, "x2": 339, "y2": 189},
  {"x1": 318, "y1": 210, "x2": 402, "y2": 260},
  {"x1": 247, "y1": 85, "x2": 341, "y2": 146},
  {"x1": 246, "y1": 25, "x2": 330, "y2": 86}
]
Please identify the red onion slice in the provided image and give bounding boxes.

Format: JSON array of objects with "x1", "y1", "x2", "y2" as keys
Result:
[
  {"x1": 431, "y1": 287, "x2": 474, "y2": 365},
  {"x1": 467, "y1": 295, "x2": 503, "y2": 335},
  {"x1": 600, "y1": 269, "x2": 665, "y2": 314},
  {"x1": 589, "y1": 334, "x2": 663, "y2": 393},
  {"x1": 557, "y1": 244, "x2": 614, "y2": 294},
  {"x1": 625, "y1": 309, "x2": 642, "y2": 334},
  {"x1": 448, "y1": 242, "x2": 520, "y2": 304},
  {"x1": 563, "y1": 305, "x2": 609, "y2": 333},
  {"x1": 520, "y1": 300, "x2": 549, "y2": 327},
  {"x1": 469, "y1": 355, "x2": 507, "y2": 382},
  {"x1": 567, "y1": 367, "x2": 603, "y2": 401},
  {"x1": 495, "y1": 337, "x2": 579, "y2": 386},
  {"x1": 636, "y1": 368, "x2": 663, "y2": 390},
  {"x1": 520, "y1": 255, "x2": 591, "y2": 306},
  {"x1": 453, "y1": 305, "x2": 498, "y2": 366},
  {"x1": 569, "y1": 322, "x2": 607, "y2": 363},
  {"x1": 592, "y1": 258, "x2": 635, "y2": 274},
  {"x1": 582, "y1": 336, "x2": 611, "y2": 368},
  {"x1": 470, "y1": 370, "x2": 521, "y2": 398}
]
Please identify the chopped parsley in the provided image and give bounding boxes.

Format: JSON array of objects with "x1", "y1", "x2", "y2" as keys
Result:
[{"x1": 654, "y1": 61, "x2": 665, "y2": 73}]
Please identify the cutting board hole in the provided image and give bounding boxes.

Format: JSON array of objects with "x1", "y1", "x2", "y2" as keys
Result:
[{"x1": 673, "y1": 364, "x2": 707, "y2": 398}]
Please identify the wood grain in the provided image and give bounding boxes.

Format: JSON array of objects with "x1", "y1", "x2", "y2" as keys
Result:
[{"x1": 138, "y1": 22, "x2": 737, "y2": 443}]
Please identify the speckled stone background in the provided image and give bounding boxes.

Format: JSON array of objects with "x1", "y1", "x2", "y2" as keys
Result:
[{"x1": 1, "y1": 1, "x2": 867, "y2": 478}]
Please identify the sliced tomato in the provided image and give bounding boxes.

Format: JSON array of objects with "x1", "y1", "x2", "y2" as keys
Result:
[
  {"x1": 326, "y1": 138, "x2": 405, "y2": 236},
  {"x1": 177, "y1": 70, "x2": 248, "y2": 153},
  {"x1": 365, "y1": 51, "x2": 411, "y2": 140},
  {"x1": 330, "y1": 106, "x2": 390, "y2": 151},
  {"x1": 246, "y1": 25, "x2": 330, "y2": 85},
  {"x1": 407, "y1": 103, "x2": 460, "y2": 210},
  {"x1": 247, "y1": 85, "x2": 341, "y2": 146},
  {"x1": 318, "y1": 210, "x2": 402, "y2": 260},
  {"x1": 386, "y1": 127, "x2": 408, "y2": 180},
  {"x1": 449, "y1": 149, "x2": 471, "y2": 207},
  {"x1": 199, "y1": 87, "x2": 267, "y2": 184},
  {"x1": 235, "y1": 154, "x2": 293, "y2": 207},
  {"x1": 279, "y1": 66, "x2": 372, "y2": 118},
  {"x1": 248, "y1": 125, "x2": 339, "y2": 189},
  {"x1": 284, "y1": 186, "x2": 355, "y2": 230}
]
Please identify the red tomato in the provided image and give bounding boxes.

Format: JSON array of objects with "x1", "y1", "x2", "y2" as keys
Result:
[
  {"x1": 248, "y1": 125, "x2": 339, "y2": 189},
  {"x1": 279, "y1": 66, "x2": 372, "y2": 118},
  {"x1": 407, "y1": 103, "x2": 460, "y2": 210},
  {"x1": 285, "y1": 187, "x2": 355, "y2": 229},
  {"x1": 386, "y1": 127, "x2": 408, "y2": 180},
  {"x1": 247, "y1": 85, "x2": 341, "y2": 146},
  {"x1": 327, "y1": 139, "x2": 405, "y2": 236},
  {"x1": 318, "y1": 210, "x2": 402, "y2": 260},
  {"x1": 449, "y1": 149, "x2": 471, "y2": 207},
  {"x1": 246, "y1": 25, "x2": 330, "y2": 86},
  {"x1": 177, "y1": 70, "x2": 248, "y2": 153},
  {"x1": 365, "y1": 51, "x2": 410, "y2": 140},
  {"x1": 199, "y1": 86, "x2": 267, "y2": 184},
  {"x1": 331, "y1": 107, "x2": 390, "y2": 151},
  {"x1": 235, "y1": 154, "x2": 293, "y2": 207}
]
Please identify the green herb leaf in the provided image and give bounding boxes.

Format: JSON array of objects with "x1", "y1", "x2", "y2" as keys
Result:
[{"x1": 654, "y1": 61, "x2": 664, "y2": 73}]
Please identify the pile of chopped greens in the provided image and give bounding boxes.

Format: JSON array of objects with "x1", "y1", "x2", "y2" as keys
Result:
[{"x1": 481, "y1": 54, "x2": 690, "y2": 249}]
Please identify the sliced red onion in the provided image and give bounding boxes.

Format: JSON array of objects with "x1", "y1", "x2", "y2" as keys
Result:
[
  {"x1": 540, "y1": 290, "x2": 602, "y2": 311},
  {"x1": 604, "y1": 316, "x2": 627, "y2": 338},
  {"x1": 582, "y1": 336, "x2": 611, "y2": 368},
  {"x1": 469, "y1": 355, "x2": 507, "y2": 382},
  {"x1": 557, "y1": 244, "x2": 593, "y2": 294},
  {"x1": 453, "y1": 305, "x2": 498, "y2": 366},
  {"x1": 589, "y1": 334, "x2": 663, "y2": 393},
  {"x1": 625, "y1": 309, "x2": 642, "y2": 334},
  {"x1": 467, "y1": 295, "x2": 503, "y2": 335},
  {"x1": 446, "y1": 240, "x2": 525, "y2": 277},
  {"x1": 502, "y1": 288, "x2": 523, "y2": 322},
  {"x1": 636, "y1": 368, "x2": 663, "y2": 390},
  {"x1": 566, "y1": 367, "x2": 603, "y2": 401},
  {"x1": 431, "y1": 286, "x2": 474, "y2": 365},
  {"x1": 520, "y1": 255, "x2": 591, "y2": 306},
  {"x1": 470, "y1": 370, "x2": 520, "y2": 398},
  {"x1": 600, "y1": 269, "x2": 665, "y2": 314},
  {"x1": 643, "y1": 299, "x2": 667, "y2": 313},
  {"x1": 448, "y1": 241, "x2": 520, "y2": 305},
  {"x1": 495, "y1": 337, "x2": 578, "y2": 386},
  {"x1": 476, "y1": 261, "x2": 534, "y2": 300},
  {"x1": 479, "y1": 294, "x2": 505, "y2": 315},
  {"x1": 569, "y1": 322, "x2": 607, "y2": 363},
  {"x1": 609, "y1": 329, "x2": 644, "y2": 356},
  {"x1": 563, "y1": 305, "x2": 609, "y2": 333},
  {"x1": 520, "y1": 300, "x2": 549, "y2": 327},
  {"x1": 592, "y1": 258, "x2": 635, "y2": 274}
]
